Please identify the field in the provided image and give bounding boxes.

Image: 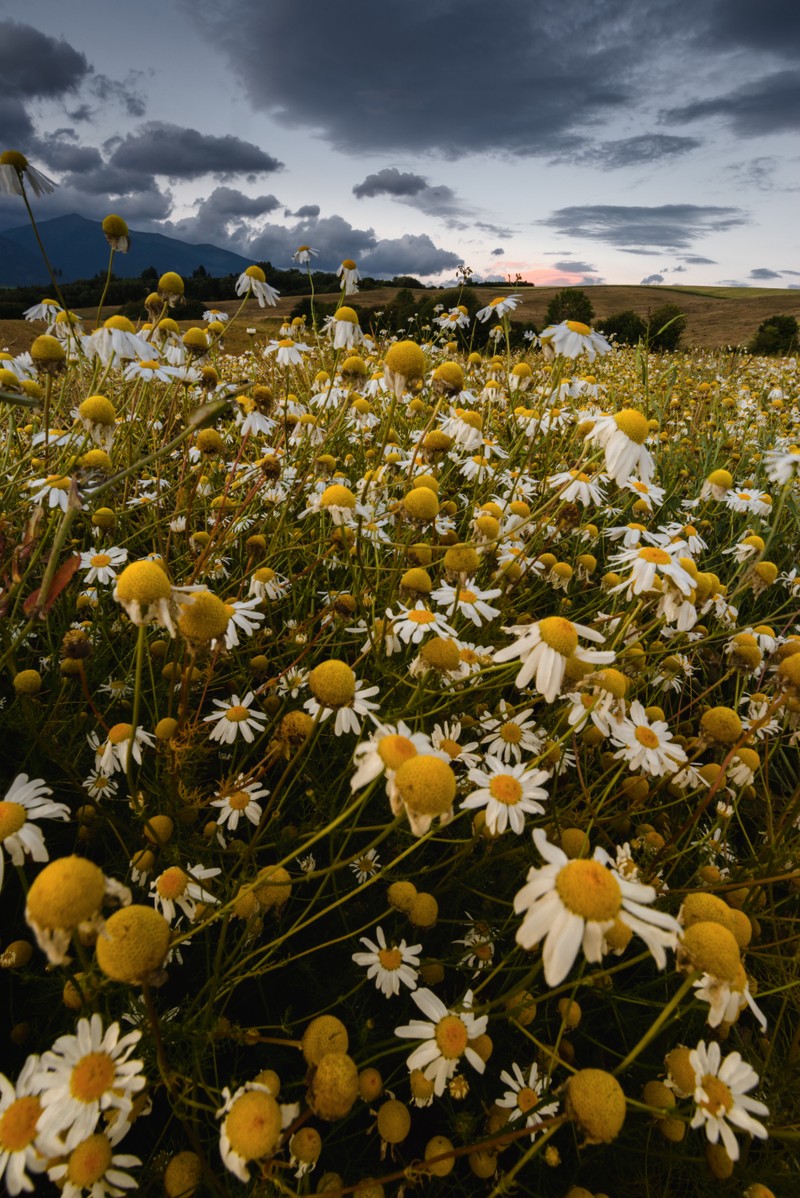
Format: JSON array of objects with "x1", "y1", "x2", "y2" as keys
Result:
[{"x1": 0, "y1": 267, "x2": 799, "y2": 1198}]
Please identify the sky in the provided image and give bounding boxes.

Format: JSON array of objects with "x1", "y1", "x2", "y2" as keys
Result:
[{"x1": 1, "y1": 0, "x2": 799, "y2": 287}]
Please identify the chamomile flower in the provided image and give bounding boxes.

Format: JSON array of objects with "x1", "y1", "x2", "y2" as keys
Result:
[
  {"x1": 151, "y1": 862, "x2": 221, "y2": 924},
  {"x1": 430, "y1": 580, "x2": 502, "y2": 628},
  {"x1": 494, "y1": 615, "x2": 614, "y2": 702},
  {"x1": 514, "y1": 828, "x2": 680, "y2": 985},
  {"x1": 395, "y1": 989, "x2": 488, "y2": 1095},
  {"x1": 387, "y1": 602, "x2": 458, "y2": 645},
  {"x1": 264, "y1": 339, "x2": 311, "y2": 366},
  {"x1": 34, "y1": 1015, "x2": 145, "y2": 1153},
  {"x1": 350, "y1": 848, "x2": 381, "y2": 884},
  {"x1": 610, "y1": 702, "x2": 687, "y2": 776},
  {"x1": 337, "y1": 258, "x2": 361, "y2": 295},
  {"x1": 481, "y1": 705, "x2": 542, "y2": 763},
  {"x1": 216, "y1": 1082, "x2": 282, "y2": 1183},
  {"x1": 303, "y1": 678, "x2": 381, "y2": 736},
  {"x1": 349, "y1": 722, "x2": 435, "y2": 792},
  {"x1": 609, "y1": 544, "x2": 696, "y2": 599},
  {"x1": 461, "y1": 757, "x2": 549, "y2": 835},
  {"x1": 204, "y1": 693, "x2": 268, "y2": 745},
  {"x1": 235, "y1": 266, "x2": 279, "y2": 307},
  {"x1": 292, "y1": 245, "x2": 318, "y2": 264},
  {"x1": 79, "y1": 547, "x2": 128, "y2": 586},
  {"x1": 689, "y1": 1041, "x2": 768, "y2": 1162},
  {"x1": 46, "y1": 1133, "x2": 141, "y2": 1198},
  {"x1": 547, "y1": 469, "x2": 607, "y2": 507},
  {"x1": 0, "y1": 1055, "x2": 49, "y2": 1195},
  {"x1": 431, "y1": 720, "x2": 482, "y2": 769},
  {"x1": 539, "y1": 320, "x2": 612, "y2": 362},
  {"x1": 352, "y1": 926, "x2": 421, "y2": 997},
  {"x1": 496, "y1": 1062, "x2": 559, "y2": 1137},
  {"x1": 585, "y1": 408, "x2": 654, "y2": 485},
  {"x1": 209, "y1": 777, "x2": 269, "y2": 831},
  {"x1": 220, "y1": 597, "x2": 266, "y2": 649},
  {"x1": 476, "y1": 295, "x2": 521, "y2": 322},
  {"x1": 0, "y1": 774, "x2": 69, "y2": 892}
]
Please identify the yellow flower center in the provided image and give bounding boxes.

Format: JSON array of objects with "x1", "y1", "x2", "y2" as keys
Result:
[
  {"x1": 634, "y1": 726, "x2": 660, "y2": 749},
  {"x1": 228, "y1": 790, "x2": 251, "y2": 810},
  {"x1": 378, "y1": 947, "x2": 403, "y2": 971},
  {"x1": 0, "y1": 1095, "x2": 42, "y2": 1152},
  {"x1": 278, "y1": 339, "x2": 295, "y2": 348},
  {"x1": 341, "y1": 259, "x2": 357, "y2": 270},
  {"x1": 245, "y1": 265, "x2": 266, "y2": 282},
  {"x1": 408, "y1": 609, "x2": 437, "y2": 624},
  {"x1": 225, "y1": 1091, "x2": 281, "y2": 1161},
  {"x1": 378, "y1": 734, "x2": 417, "y2": 771},
  {"x1": 499, "y1": 721, "x2": 522, "y2": 744},
  {"x1": 699, "y1": 1075, "x2": 734, "y2": 1115},
  {"x1": 108, "y1": 722, "x2": 133, "y2": 745},
  {"x1": 225, "y1": 705, "x2": 250, "y2": 723},
  {"x1": 434, "y1": 1015, "x2": 468, "y2": 1059},
  {"x1": 489, "y1": 775, "x2": 523, "y2": 806},
  {"x1": 439, "y1": 738, "x2": 462, "y2": 759},
  {"x1": 556, "y1": 860, "x2": 621, "y2": 921},
  {"x1": 458, "y1": 589, "x2": 477, "y2": 604},
  {"x1": 70, "y1": 1053, "x2": 116, "y2": 1104},
  {"x1": 91, "y1": 553, "x2": 112, "y2": 568},
  {"x1": 67, "y1": 1134, "x2": 113, "y2": 1186},
  {"x1": 566, "y1": 320, "x2": 592, "y2": 335},
  {"x1": 156, "y1": 867, "x2": 189, "y2": 900},
  {"x1": 637, "y1": 546, "x2": 671, "y2": 565},
  {"x1": 517, "y1": 1087, "x2": 539, "y2": 1115},
  {"x1": 613, "y1": 409, "x2": 650, "y2": 444},
  {"x1": 0, "y1": 801, "x2": 26, "y2": 840},
  {"x1": 538, "y1": 616, "x2": 578, "y2": 657}
]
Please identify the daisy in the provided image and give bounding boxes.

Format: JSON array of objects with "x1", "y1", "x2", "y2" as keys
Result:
[
  {"x1": 763, "y1": 446, "x2": 800, "y2": 485},
  {"x1": 481, "y1": 705, "x2": 543, "y2": 763},
  {"x1": 235, "y1": 266, "x2": 279, "y2": 307},
  {"x1": 204, "y1": 693, "x2": 268, "y2": 745},
  {"x1": 454, "y1": 915, "x2": 497, "y2": 973},
  {"x1": 0, "y1": 774, "x2": 70, "y2": 892},
  {"x1": 216, "y1": 1082, "x2": 282, "y2": 1183},
  {"x1": 350, "y1": 848, "x2": 381, "y2": 884},
  {"x1": 689, "y1": 1041, "x2": 768, "y2": 1162},
  {"x1": 496, "y1": 1062, "x2": 559, "y2": 1137},
  {"x1": 23, "y1": 298, "x2": 62, "y2": 323},
  {"x1": 88, "y1": 725, "x2": 155, "y2": 775},
  {"x1": 337, "y1": 258, "x2": 361, "y2": 295},
  {"x1": 0, "y1": 1055, "x2": 49, "y2": 1196},
  {"x1": 352, "y1": 926, "x2": 421, "y2": 997},
  {"x1": 264, "y1": 338, "x2": 311, "y2": 366},
  {"x1": 46, "y1": 1133, "x2": 141, "y2": 1198},
  {"x1": 34, "y1": 1015, "x2": 145, "y2": 1153},
  {"x1": 430, "y1": 720, "x2": 482, "y2": 769},
  {"x1": 122, "y1": 358, "x2": 173, "y2": 383},
  {"x1": 79, "y1": 547, "x2": 128, "y2": 586},
  {"x1": 692, "y1": 966, "x2": 767, "y2": 1033},
  {"x1": 461, "y1": 757, "x2": 549, "y2": 835},
  {"x1": 151, "y1": 862, "x2": 221, "y2": 924},
  {"x1": 209, "y1": 777, "x2": 269, "y2": 832},
  {"x1": 249, "y1": 568, "x2": 290, "y2": 602},
  {"x1": 303, "y1": 679, "x2": 381, "y2": 736},
  {"x1": 610, "y1": 702, "x2": 687, "y2": 776},
  {"x1": 0, "y1": 152, "x2": 57, "y2": 198},
  {"x1": 349, "y1": 722, "x2": 435, "y2": 792},
  {"x1": 547, "y1": 469, "x2": 607, "y2": 507},
  {"x1": 220, "y1": 597, "x2": 266, "y2": 650},
  {"x1": 430, "y1": 580, "x2": 502, "y2": 628},
  {"x1": 84, "y1": 320, "x2": 152, "y2": 366},
  {"x1": 625, "y1": 478, "x2": 666, "y2": 509},
  {"x1": 539, "y1": 320, "x2": 611, "y2": 362},
  {"x1": 585, "y1": 408, "x2": 654, "y2": 485},
  {"x1": 475, "y1": 295, "x2": 521, "y2": 322},
  {"x1": 609, "y1": 544, "x2": 696, "y2": 599},
  {"x1": 82, "y1": 771, "x2": 119, "y2": 802},
  {"x1": 28, "y1": 474, "x2": 73, "y2": 511},
  {"x1": 292, "y1": 245, "x2": 318, "y2": 264},
  {"x1": 387, "y1": 602, "x2": 458, "y2": 646},
  {"x1": 395, "y1": 989, "x2": 488, "y2": 1096},
  {"x1": 494, "y1": 615, "x2": 614, "y2": 703},
  {"x1": 514, "y1": 828, "x2": 680, "y2": 986}
]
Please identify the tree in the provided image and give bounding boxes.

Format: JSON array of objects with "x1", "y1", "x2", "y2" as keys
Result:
[
  {"x1": 598, "y1": 310, "x2": 647, "y2": 346},
  {"x1": 748, "y1": 314, "x2": 798, "y2": 355},
  {"x1": 141, "y1": 266, "x2": 158, "y2": 283},
  {"x1": 646, "y1": 304, "x2": 687, "y2": 351},
  {"x1": 545, "y1": 288, "x2": 595, "y2": 326}
]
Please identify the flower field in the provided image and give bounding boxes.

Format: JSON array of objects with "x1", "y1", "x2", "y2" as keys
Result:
[{"x1": 0, "y1": 207, "x2": 798, "y2": 1198}]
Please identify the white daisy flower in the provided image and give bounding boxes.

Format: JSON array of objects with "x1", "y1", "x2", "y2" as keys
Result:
[
  {"x1": 763, "y1": 446, "x2": 800, "y2": 485},
  {"x1": 151, "y1": 862, "x2": 221, "y2": 924},
  {"x1": 495, "y1": 1061, "x2": 560, "y2": 1137},
  {"x1": 430, "y1": 721, "x2": 482, "y2": 770},
  {"x1": 303, "y1": 679, "x2": 381, "y2": 736},
  {"x1": 585, "y1": 408, "x2": 654, "y2": 484},
  {"x1": 34, "y1": 1015, "x2": 145, "y2": 1153},
  {"x1": 235, "y1": 266, "x2": 279, "y2": 307},
  {"x1": 47, "y1": 1134, "x2": 141, "y2": 1198},
  {"x1": 0, "y1": 774, "x2": 70, "y2": 892},
  {"x1": 350, "y1": 848, "x2": 381, "y2": 885},
  {"x1": 28, "y1": 474, "x2": 73, "y2": 511},
  {"x1": 494, "y1": 616, "x2": 614, "y2": 702},
  {"x1": 692, "y1": 967, "x2": 767, "y2": 1033},
  {"x1": 79, "y1": 546, "x2": 128, "y2": 586},
  {"x1": 514, "y1": 828, "x2": 681, "y2": 986},
  {"x1": 204, "y1": 693, "x2": 268, "y2": 745},
  {"x1": 0, "y1": 1055, "x2": 49, "y2": 1195},
  {"x1": 609, "y1": 544, "x2": 695, "y2": 599},
  {"x1": 689, "y1": 1041, "x2": 768, "y2": 1162},
  {"x1": 387, "y1": 603, "x2": 458, "y2": 646},
  {"x1": 349, "y1": 722, "x2": 435, "y2": 792},
  {"x1": 476, "y1": 294, "x2": 521, "y2": 322},
  {"x1": 610, "y1": 702, "x2": 687, "y2": 776},
  {"x1": 352, "y1": 926, "x2": 421, "y2": 997},
  {"x1": 209, "y1": 777, "x2": 269, "y2": 831},
  {"x1": 323, "y1": 308, "x2": 363, "y2": 350},
  {"x1": 547, "y1": 469, "x2": 607, "y2": 507},
  {"x1": 219, "y1": 597, "x2": 265, "y2": 649},
  {"x1": 264, "y1": 338, "x2": 311, "y2": 366},
  {"x1": 539, "y1": 320, "x2": 611, "y2": 362},
  {"x1": 430, "y1": 580, "x2": 502, "y2": 628},
  {"x1": 481, "y1": 705, "x2": 542, "y2": 763},
  {"x1": 82, "y1": 771, "x2": 119, "y2": 802},
  {"x1": 395, "y1": 988, "x2": 488, "y2": 1096},
  {"x1": 336, "y1": 258, "x2": 361, "y2": 295},
  {"x1": 216, "y1": 1082, "x2": 282, "y2": 1183},
  {"x1": 461, "y1": 757, "x2": 549, "y2": 836}
]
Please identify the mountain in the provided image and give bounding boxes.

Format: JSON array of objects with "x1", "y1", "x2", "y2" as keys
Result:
[{"x1": 0, "y1": 214, "x2": 254, "y2": 287}]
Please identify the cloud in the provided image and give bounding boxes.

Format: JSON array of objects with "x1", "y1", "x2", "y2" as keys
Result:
[
  {"x1": 704, "y1": 0, "x2": 800, "y2": 59},
  {"x1": 571, "y1": 134, "x2": 702, "y2": 169},
  {"x1": 108, "y1": 122, "x2": 284, "y2": 179},
  {"x1": 0, "y1": 20, "x2": 89, "y2": 100},
  {"x1": 681, "y1": 255, "x2": 717, "y2": 264},
  {"x1": 166, "y1": 187, "x2": 283, "y2": 243},
  {"x1": 662, "y1": 71, "x2": 800, "y2": 136},
  {"x1": 749, "y1": 267, "x2": 782, "y2": 279},
  {"x1": 539, "y1": 204, "x2": 747, "y2": 249},
  {"x1": 90, "y1": 72, "x2": 148, "y2": 119},
  {"x1": 191, "y1": 0, "x2": 648, "y2": 157},
  {"x1": 640, "y1": 274, "x2": 665, "y2": 284},
  {"x1": 671, "y1": 265, "x2": 687, "y2": 273},
  {"x1": 360, "y1": 233, "x2": 462, "y2": 277},
  {"x1": 34, "y1": 134, "x2": 104, "y2": 174},
  {"x1": 285, "y1": 204, "x2": 320, "y2": 218},
  {"x1": 353, "y1": 169, "x2": 427, "y2": 199},
  {"x1": 491, "y1": 248, "x2": 504, "y2": 256},
  {"x1": 553, "y1": 260, "x2": 597, "y2": 273}
]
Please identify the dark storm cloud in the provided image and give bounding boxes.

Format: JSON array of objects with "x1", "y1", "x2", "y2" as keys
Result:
[
  {"x1": 90, "y1": 73, "x2": 147, "y2": 119},
  {"x1": 34, "y1": 135, "x2": 104, "y2": 174},
  {"x1": 0, "y1": 182, "x2": 173, "y2": 232},
  {"x1": 0, "y1": 20, "x2": 89, "y2": 99},
  {"x1": 553, "y1": 260, "x2": 597, "y2": 273},
  {"x1": 0, "y1": 96, "x2": 35, "y2": 147},
  {"x1": 662, "y1": 71, "x2": 800, "y2": 136},
  {"x1": 109, "y1": 123, "x2": 284, "y2": 179},
  {"x1": 540, "y1": 204, "x2": 747, "y2": 249},
  {"x1": 491, "y1": 249, "x2": 504, "y2": 256},
  {"x1": 190, "y1": 0, "x2": 646, "y2": 156},
  {"x1": 360, "y1": 234, "x2": 462, "y2": 276},
  {"x1": 353, "y1": 169, "x2": 428, "y2": 199},
  {"x1": 285, "y1": 205, "x2": 321, "y2": 218},
  {"x1": 572, "y1": 134, "x2": 702, "y2": 169},
  {"x1": 641, "y1": 274, "x2": 665, "y2": 284},
  {"x1": 704, "y1": 0, "x2": 800, "y2": 59},
  {"x1": 749, "y1": 268, "x2": 782, "y2": 279}
]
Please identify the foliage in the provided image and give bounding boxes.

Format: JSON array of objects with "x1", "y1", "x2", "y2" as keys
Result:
[
  {"x1": 646, "y1": 303, "x2": 688, "y2": 351},
  {"x1": 544, "y1": 287, "x2": 595, "y2": 326},
  {"x1": 598, "y1": 309, "x2": 648, "y2": 346},
  {"x1": 748, "y1": 314, "x2": 799, "y2": 356}
]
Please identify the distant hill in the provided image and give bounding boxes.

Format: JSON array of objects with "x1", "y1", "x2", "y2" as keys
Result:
[{"x1": 0, "y1": 214, "x2": 253, "y2": 287}]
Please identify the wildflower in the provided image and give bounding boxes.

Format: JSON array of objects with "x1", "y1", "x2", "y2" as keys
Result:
[
  {"x1": 34, "y1": 1014, "x2": 145, "y2": 1153},
  {"x1": 689, "y1": 1041, "x2": 768, "y2": 1162},
  {"x1": 221, "y1": 597, "x2": 266, "y2": 649},
  {"x1": 123, "y1": 357, "x2": 174, "y2": 383},
  {"x1": 0, "y1": 774, "x2": 69, "y2": 891},
  {"x1": 763, "y1": 446, "x2": 800, "y2": 484},
  {"x1": 352, "y1": 927, "x2": 421, "y2": 997},
  {"x1": 293, "y1": 245, "x2": 318, "y2": 264},
  {"x1": 113, "y1": 560, "x2": 176, "y2": 636},
  {"x1": 84, "y1": 317, "x2": 152, "y2": 365},
  {"x1": 610, "y1": 544, "x2": 696, "y2": 599},
  {"x1": 585, "y1": 408, "x2": 655, "y2": 484},
  {"x1": 79, "y1": 546, "x2": 128, "y2": 586},
  {"x1": 89, "y1": 724, "x2": 155, "y2": 775},
  {"x1": 387, "y1": 602, "x2": 458, "y2": 646},
  {"x1": 481, "y1": 705, "x2": 542, "y2": 762},
  {"x1": 47, "y1": 1133, "x2": 141, "y2": 1197},
  {"x1": 337, "y1": 258, "x2": 361, "y2": 295},
  {"x1": 235, "y1": 265, "x2": 279, "y2": 307},
  {"x1": 23, "y1": 298, "x2": 62, "y2": 323},
  {"x1": 610, "y1": 702, "x2": 687, "y2": 776},
  {"x1": 395, "y1": 989, "x2": 487, "y2": 1095},
  {"x1": 217, "y1": 1083, "x2": 282, "y2": 1183},
  {"x1": 496, "y1": 1062, "x2": 559, "y2": 1137},
  {"x1": 390, "y1": 754, "x2": 457, "y2": 836},
  {"x1": 264, "y1": 338, "x2": 311, "y2": 366},
  {"x1": 547, "y1": 468, "x2": 608, "y2": 506},
  {"x1": 431, "y1": 720, "x2": 482, "y2": 769},
  {"x1": 82, "y1": 771, "x2": 119, "y2": 802},
  {"x1": 514, "y1": 828, "x2": 680, "y2": 985},
  {"x1": 204, "y1": 693, "x2": 268, "y2": 745},
  {"x1": 0, "y1": 150, "x2": 56, "y2": 197},
  {"x1": 248, "y1": 567, "x2": 290, "y2": 602},
  {"x1": 693, "y1": 963, "x2": 767, "y2": 1032},
  {"x1": 151, "y1": 863, "x2": 220, "y2": 924},
  {"x1": 350, "y1": 848, "x2": 381, "y2": 884},
  {"x1": 24, "y1": 856, "x2": 131, "y2": 965},
  {"x1": 475, "y1": 295, "x2": 521, "y2": 322},
  {"x1": 461, "y1": 757, "x2": 549, "y2": 835},
  {"x1": 430, "y1": 580, "x2": 502, "y2": 628},
  {"x1": 28, "y1": 474, "x2": 73, "y2": 511},
  {"x1": 210, "y1": 777, "x2": 269, "y2": 831},
  {"x1": 494, "y1": 615, "x2": 614, "y2": 702},
  {"x1": 0, "y1": 1055, "x2": 49, "y2": 1195}
]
